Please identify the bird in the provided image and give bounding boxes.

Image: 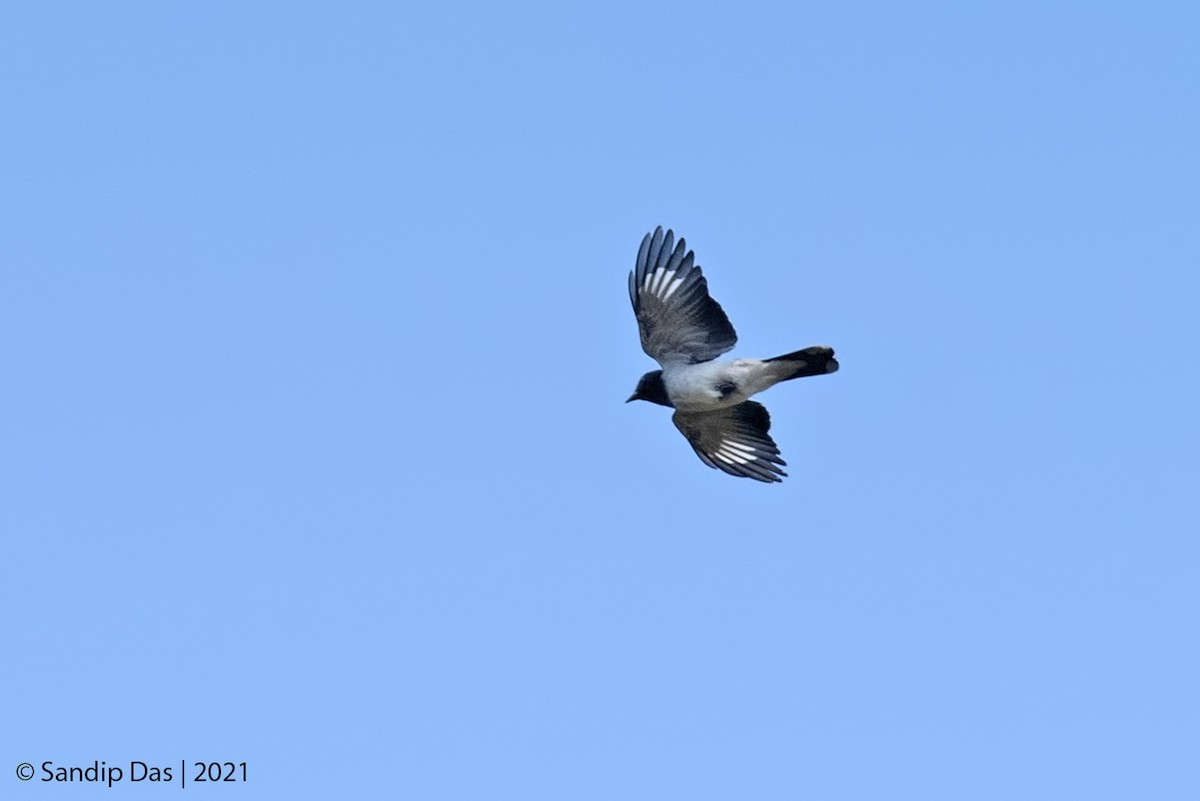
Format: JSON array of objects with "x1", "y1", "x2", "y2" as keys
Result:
[{"x1": 626, "y1": 226, "x2": 838, "y2": 483}]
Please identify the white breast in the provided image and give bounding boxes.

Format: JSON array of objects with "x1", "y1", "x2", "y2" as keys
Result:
[{"x1": 664, "y1": 359, "x2": 764, "y2": 412}]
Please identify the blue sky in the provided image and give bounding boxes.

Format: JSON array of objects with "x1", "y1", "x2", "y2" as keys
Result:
[{"x1": 2, "y1": 2, "x2": 1198, "y2": 798}]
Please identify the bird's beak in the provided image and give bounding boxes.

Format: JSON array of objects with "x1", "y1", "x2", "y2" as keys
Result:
[{"x1": 625, "y1": 393, "x2": 638, "y2": 403}]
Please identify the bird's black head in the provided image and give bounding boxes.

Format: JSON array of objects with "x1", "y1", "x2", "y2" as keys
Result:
[{"x1": 626, "y1": 370, "x2": 672, "y2": 407}]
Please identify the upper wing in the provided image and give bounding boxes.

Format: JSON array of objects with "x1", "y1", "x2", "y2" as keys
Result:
[
  {"x1": 672, "y1": 401, "x2": 787, "y2": 483},
  {"x1": 629, "y1": 227, "x2": 737, "y2": 365}
]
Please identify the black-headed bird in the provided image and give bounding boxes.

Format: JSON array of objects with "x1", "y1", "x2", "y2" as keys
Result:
[{"x1": 626, "y1": 227, "x2": 838, "y2": 483}]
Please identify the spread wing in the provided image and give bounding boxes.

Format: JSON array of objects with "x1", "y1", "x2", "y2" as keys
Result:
[
  {"x1": 672, "y1": 401, "x2": 787, "y2": 483},
  {"x1": 629, "y1": 227, "x2": 737, "y2": 365}
]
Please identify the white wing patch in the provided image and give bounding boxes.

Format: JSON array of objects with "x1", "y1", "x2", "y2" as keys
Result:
[
  {"x1": 643, "y1": 267, "x2": 689, "y2": 303},
  {"x1": 643, "y1": 266, "x2": 676, "y2": 297},
  {"x1": 714, "y1": 439, "x2": 757, "y2": 464},
  {"x1": 660, "y1": 274, "x2": 686, "y2": 301}
]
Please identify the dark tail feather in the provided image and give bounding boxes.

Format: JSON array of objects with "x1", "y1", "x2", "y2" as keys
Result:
[{"x1": 764, "y1": 346, "x2": 839, "y2": 381}]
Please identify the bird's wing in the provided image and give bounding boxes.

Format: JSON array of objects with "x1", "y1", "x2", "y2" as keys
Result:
[
  {"x1": 629, "y1": 227, "x2": 737, "y2": 365},
  {"x1": 672, "y1": 401, "x2": 787, "y2": 483}
]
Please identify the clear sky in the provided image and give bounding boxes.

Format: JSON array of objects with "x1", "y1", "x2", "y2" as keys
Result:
[{"x1": 3, "y1": 2, "x2": 1198, "y2": 799}]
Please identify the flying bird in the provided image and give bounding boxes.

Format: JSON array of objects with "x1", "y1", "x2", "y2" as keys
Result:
[{"x1": 626, "y1": 226, "x2": 838, "y2": 483}]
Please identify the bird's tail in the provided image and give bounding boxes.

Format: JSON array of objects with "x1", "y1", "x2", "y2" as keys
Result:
[{"x1": 764, "y1": 346, "x2": 839, "y2": 381}]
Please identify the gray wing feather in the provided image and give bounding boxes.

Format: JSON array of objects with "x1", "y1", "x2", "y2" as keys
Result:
[
  {"x1": 630, "y1": 227, "x2": 737, "y2": 365},
  {"x1": 672, "y1": 401, "x2": 787, "y2": 483}
]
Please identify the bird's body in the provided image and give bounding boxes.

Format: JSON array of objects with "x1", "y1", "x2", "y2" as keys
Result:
[
  {"x1": 666, "y1": 359, "x2": 753, "y2": 412},
  {"x1": 626, "y1": 227, "x2": 838, "y2": 483},
  {"x1": 661, "y1": 357, "x2": 811, "y2": 412}
]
